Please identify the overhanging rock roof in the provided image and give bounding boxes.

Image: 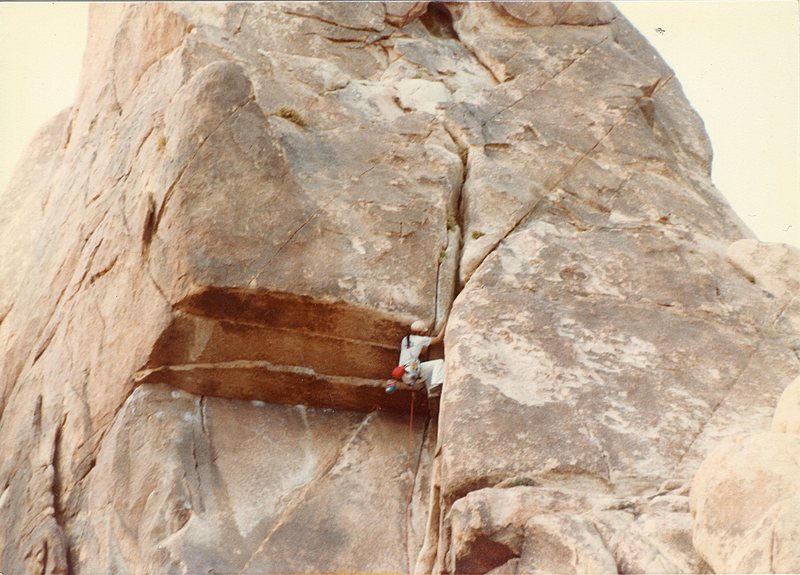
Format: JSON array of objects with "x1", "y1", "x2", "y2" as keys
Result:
[{"x1": 125, "y1": 46, "x2": 462, "y2": 411}]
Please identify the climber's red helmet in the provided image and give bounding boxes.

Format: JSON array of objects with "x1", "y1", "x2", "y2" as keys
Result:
[{"x1": 391, "y1": 366, "x2": 406, "y2": 380}]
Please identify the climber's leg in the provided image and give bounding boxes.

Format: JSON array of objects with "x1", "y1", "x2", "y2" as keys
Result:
[{"x1": 420, "y1": 359, "x2": 444, "y2": 398}]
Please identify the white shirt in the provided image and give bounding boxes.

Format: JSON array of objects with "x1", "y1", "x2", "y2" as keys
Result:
[{"x1": 398, "y1": 334, "x2": 432, "y2": 387}]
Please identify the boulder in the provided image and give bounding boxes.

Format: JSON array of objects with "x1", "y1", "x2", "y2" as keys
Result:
[
  {"x1": 690, "y1": 432, "x2": 800, "y2": 573},
  {"x1": 443, "y1": 485, "x2": 707, "y2": 574},
  {"x1": 773, "y1": 373, "x2": 800, "y2": 434}
]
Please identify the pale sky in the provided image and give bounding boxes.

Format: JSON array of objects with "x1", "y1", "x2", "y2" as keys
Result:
[{"x1": 0, "y1": 2, "x2": 797, "y2": 247}]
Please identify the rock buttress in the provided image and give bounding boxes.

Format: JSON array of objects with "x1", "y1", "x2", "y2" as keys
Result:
[{"x1": 423, "y1": 3, "x2": 799, "y2": 573}]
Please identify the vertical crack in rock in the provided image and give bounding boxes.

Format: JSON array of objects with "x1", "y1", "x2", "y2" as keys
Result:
[
  {"x1": 199, "y1": 395, "x2": 209, "y2": 438},
  {"x1": 88, "y1": 255, "x2": 119, "y2": 286},
  {"x1": 415, "y1": 452, "x2": 442, "y2": 575},
  {"x1": 238, "y1": 411, "x2": 376, "y2": 574},
  {"x1": 232, "y1": 5, "x2": 251, "y2": 35},
  {"x1": 190, "y1": 397, "x2": 206, "y2": 514},
  {"x1": 73, "y1": 239, "x2": 106, "y2": 293},
  {"x1": 433, "y1": 130, "x2": 467, "y2": 331},
  {"x1": 0, "y1": 302, "x2": 11, "y2": 329},
  {"x1": 459, "y1": 42, "x2": 502, "y2": 85},
  {"x1": 32, "y1": 394, "x2": 44, "y2": 430},
  {"x1": 31, "y1": 327, "x2": 59, "y2": 369},
  {"x1": 51, "y1": 412, "x2": 73, "y2": 574},
  {"x1": 405, "y1": 414, "x2": 432, "y2": 573},
  {"x1": 769, "y1": 524, "x2": 777, "y2": 572},
  {"x1": 144, "y1": 256, "x2": 172, "y2": 306},
  {"x1": 589, "y1": 518, "x2": 621, "y2": 572}
]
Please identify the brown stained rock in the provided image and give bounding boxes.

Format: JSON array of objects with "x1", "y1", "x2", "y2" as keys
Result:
[
  {"x1": 135, "y1": 42, "x2": 460, "y2": 406},
  {"x1": 137, "y1": 361, "x2": 429, "y2": 415},
  {"x1": 142, "y1": 309, "x2": 398, "y2": 380}
]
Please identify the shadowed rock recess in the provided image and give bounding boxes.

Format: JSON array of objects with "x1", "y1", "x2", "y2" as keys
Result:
[{"x1": 0, "y1": 3, "x2": 797, "y2": 573}]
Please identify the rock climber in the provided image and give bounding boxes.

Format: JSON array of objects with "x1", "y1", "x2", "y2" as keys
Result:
[{"x1": 385, "y1": 319, "x2": 446, "y2": 399}]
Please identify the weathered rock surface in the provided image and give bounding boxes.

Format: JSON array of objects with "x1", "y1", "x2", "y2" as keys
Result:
[
  {"x1": 1, "y1": 2, "x2": 797, "y2": 574},
  {"x1": 73, "y1": 384, "x2": 432, "y2": 573},
  {"x1": 690, "y1": 432, "x2": 800, "y2": 573},
  {"x1": 444, "y1": 486, "x2": 707, "y2": 574},
  {"x1": 726, "y1": 239, "x2": 800, "y2": 302},
  {"x1": 690, "y1": 368, "x2": 800, "y2": 572},
  {"x1": 687, "y1": 240, "x2": 800, "y2": 573},
  {"x1": 424, "y1": 3, "x2": 800, "y2": 572}
]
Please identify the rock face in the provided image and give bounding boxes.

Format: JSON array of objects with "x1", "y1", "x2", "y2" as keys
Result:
[
  {"x1": 0, "y1": 2, "x2": 797, "y2": 574},
  {"x1": 74, "y1": 385, "x2": 434, "y2": 573},
  {"x1": 445, "y1": 485, "x2": 705, "y2": 574},
  {"x1": 688, "y1": 244, "x2": 800, "y2": 573}
]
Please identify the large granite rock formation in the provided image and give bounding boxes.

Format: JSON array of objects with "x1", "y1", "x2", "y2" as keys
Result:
[
  {"x1": 0, "y1": 2, "x2": 797, "y2": 574},
  {"x1": 689, "y1": 244, "x2": 800, "y2": 573}
]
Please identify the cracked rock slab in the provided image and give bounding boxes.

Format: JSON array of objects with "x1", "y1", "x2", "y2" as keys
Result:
[
  {"x1": 74, "y1": 384, "x2": 434, "y2": 574},
  {"x1": 440, "y1": 220, "x2": 792, "y2": 498}
]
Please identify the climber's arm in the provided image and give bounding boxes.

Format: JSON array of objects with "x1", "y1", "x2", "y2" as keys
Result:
[{"x1": 430, "y1": 315, "x2": 448, "y2": 346}]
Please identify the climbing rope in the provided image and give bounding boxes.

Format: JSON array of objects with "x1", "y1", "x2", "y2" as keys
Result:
[
  {"x1": 406, "y1": 389, "x2": 416, "y2": 498},
  {"x1": 404, "y1": 390, "x2": 417, "y2": 565}
]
